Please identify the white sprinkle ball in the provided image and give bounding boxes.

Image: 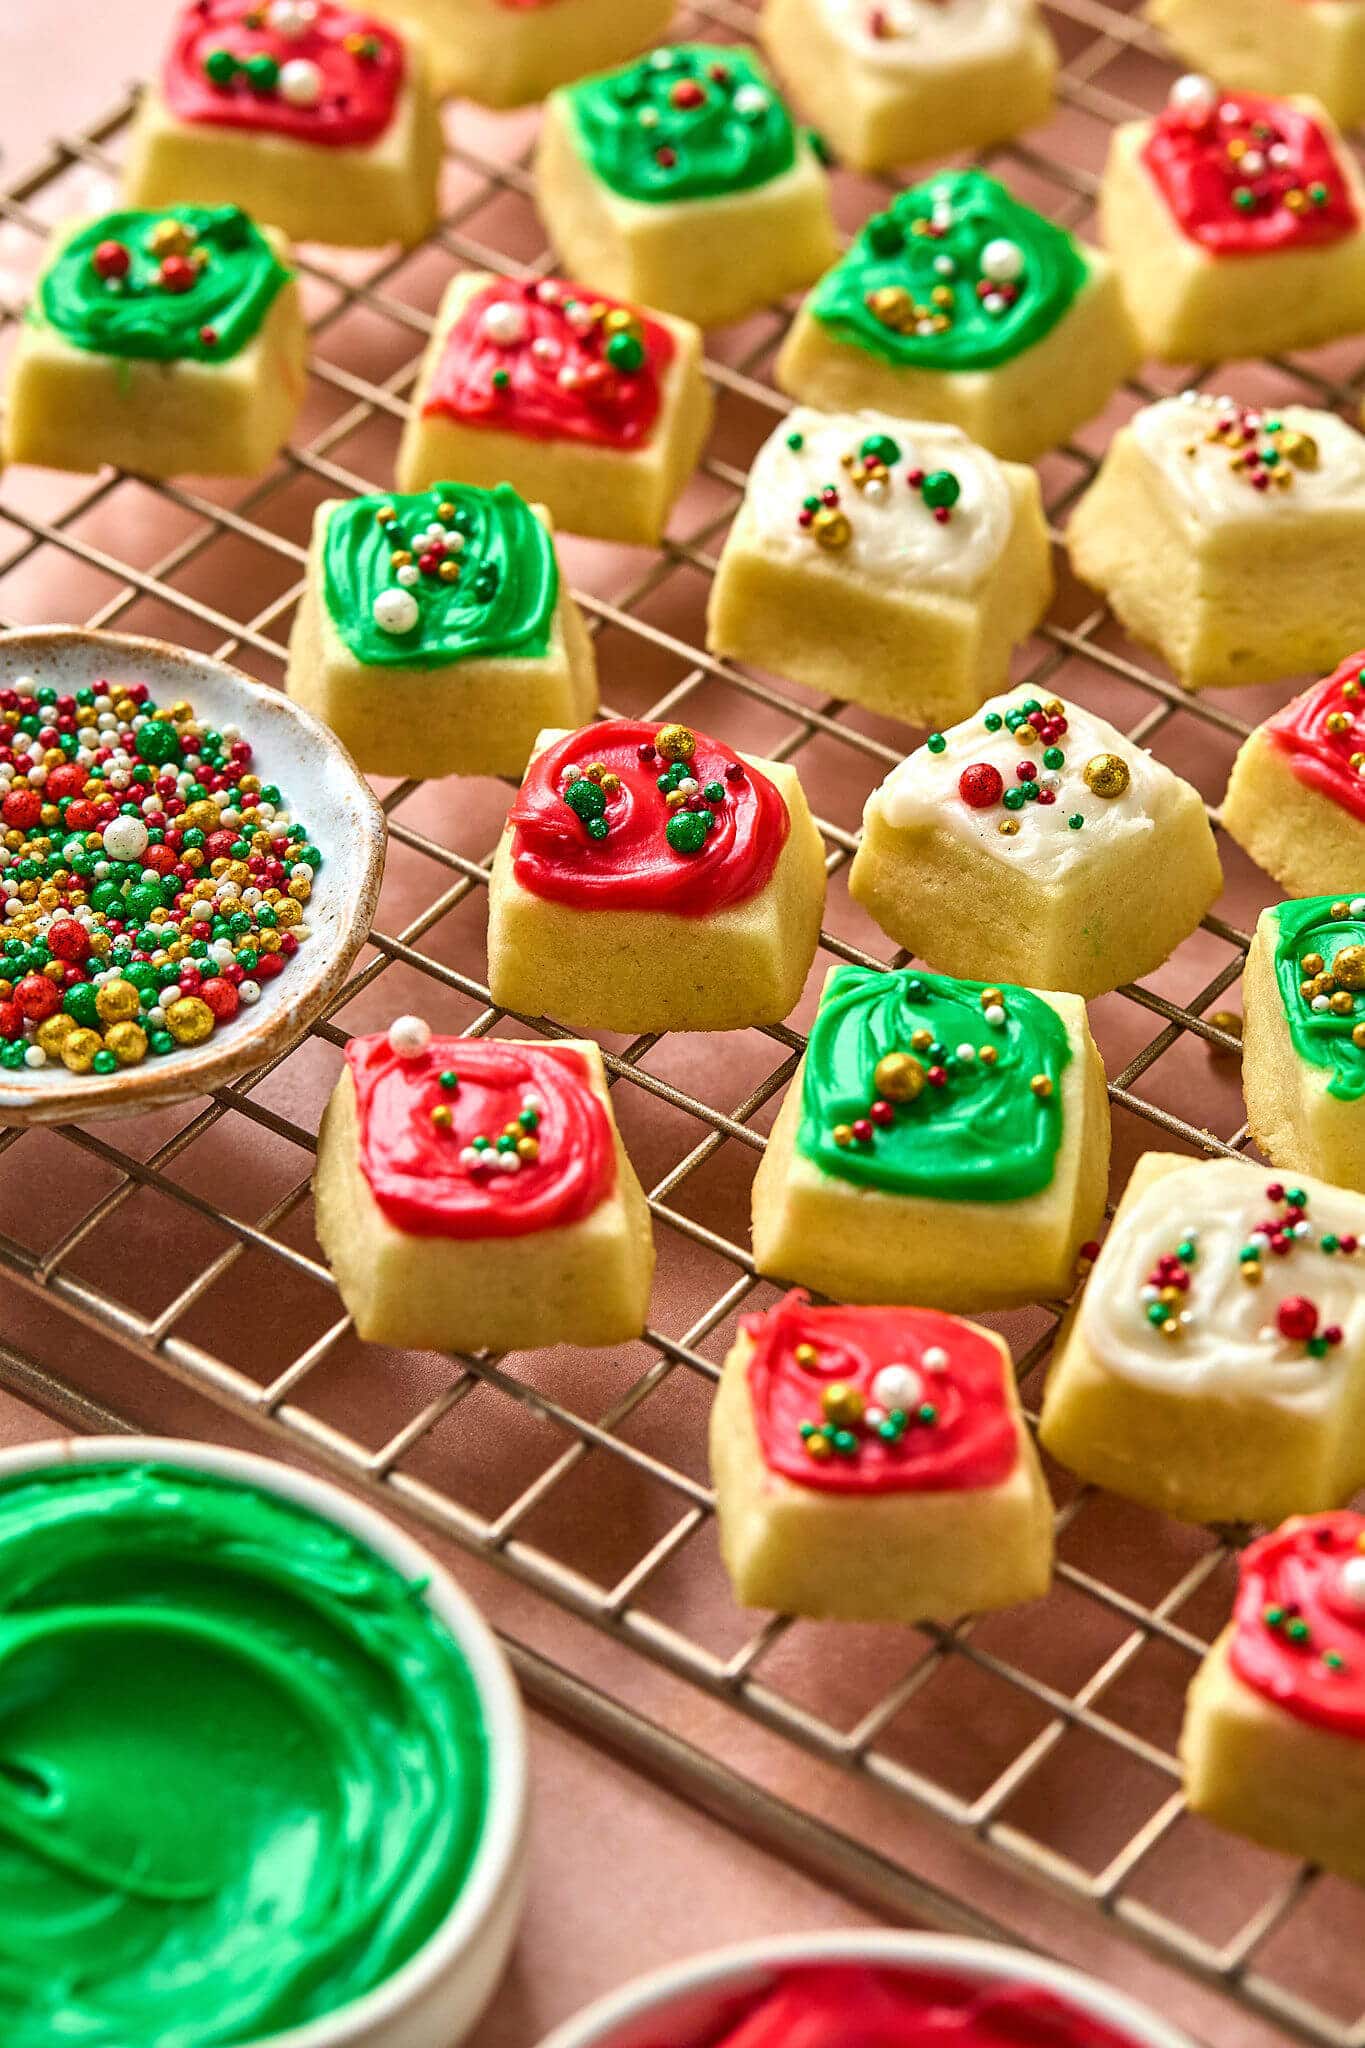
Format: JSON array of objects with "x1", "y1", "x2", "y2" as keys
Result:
[
  {"x1": 980, "y1": 237, "x2": 1024, "y2": 284},
  {"x1": 388, "y1": 1014, "x2": 431, "y2": 1058},
  {"x1": 871, "y1": 1363, "x2": 921, "y2": 1412},
  {"x1": 279, "y1": 57, "x2": 323, "y2": 106},
  {"x1": 482, "y1": 300, "x2": 528, "y2": 347},
  {"x1": 374, "y1": 588, "x2": 420, "y2": 634},
  {"x1": 102, "y1": 816, "x2": 150, "y2": 862}
]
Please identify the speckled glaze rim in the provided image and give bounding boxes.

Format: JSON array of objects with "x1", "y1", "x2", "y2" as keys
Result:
[
  {"x1": 0, "y1": 1435, "x2": 529, "y2": 2048},
  {"x1": 533, "y1": 1932, "x2": 1197, "y2": 2048},
  {"x1": 0, "y1": 626, "x2": 386, "y2": 1126}
]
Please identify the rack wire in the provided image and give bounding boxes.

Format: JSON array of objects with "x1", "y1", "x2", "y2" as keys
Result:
[{"x1": 2, "y1": 1, "x2": 1364, "y2": 2042}]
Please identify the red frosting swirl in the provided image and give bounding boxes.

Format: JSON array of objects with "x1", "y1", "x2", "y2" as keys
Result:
[
  {"x1": 1266, "y1": 652, "x2": 1365, "y2": 823},
  {"x1": 509, "y1": 720, "x2": 790, "y2": 917},
  {"x1": 165, "y1": 0, "x2": 405, "y2": 150},
  {"x1": 346, "y1": 1033, "x2": 615, "y2": 1239},
  {"x1": 1141, "y1": 89, "x2": 1356, "y2": 255},
  {"x1": 700, "y1": 1966, "x2": 1143, "y2": 2048},
  {"x1": 743, "y1": 1292, "x2": 1019, "y2": 1497},
  {"x1": 1228, "y1": 1512, "x2": 1365, "y2": 1740},
  {"x1": 424, "y1": 278, "x2": 674, "y2": 452}
]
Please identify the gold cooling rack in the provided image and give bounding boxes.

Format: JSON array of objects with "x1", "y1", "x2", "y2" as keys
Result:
[{"x1": 2, "y1": 3, "x2": 1364, "y2": 2043}]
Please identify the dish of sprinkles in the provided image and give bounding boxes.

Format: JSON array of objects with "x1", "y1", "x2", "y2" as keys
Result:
[
  {"x1": 1141, "y1": 1181, "x2": 1356, "y2": 1352},
  {"x1": 0, "y1": 673, "x2": 321, "y2": 1077}
]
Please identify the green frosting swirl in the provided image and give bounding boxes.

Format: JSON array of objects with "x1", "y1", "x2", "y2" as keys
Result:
[
  {"x1": 323, "y1": 482, "x2": 559, "y2": 669},
  {"x1": 1271, "y1": 895, "x2": 1365, "y2": 1102},
  {"x1": 797, "y1": 965, "x2": 1072, "y2": 1202},
  {"x1": 808, "y1": 169, "x2": 1088, "y2": 372},
  {"x1": 0, "y1": 1459, "x2": 489, "y2": 2048},
  {"x1": 38, "y1": 205, "x2": 290, "y2": 364},
  {"x1": 564, "y1": 43, "x2": 797, "y2": 204}
]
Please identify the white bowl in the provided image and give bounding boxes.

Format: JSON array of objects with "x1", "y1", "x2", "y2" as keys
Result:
[
  {"x1": 0, "y1": 1434, "x2": 528, "y2": 2048},
  {"x1": 0, "y1": 627, "x2": 386, "y2": 1125},
  {"x1": 536, "y1": 1932, "x2": 1195, "y2": 2048}
]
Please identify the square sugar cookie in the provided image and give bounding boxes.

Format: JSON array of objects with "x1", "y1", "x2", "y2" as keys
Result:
[
  {"x1": 285, "y1": 482, "x2": 597, "y2": 781},
  {"x1": 1039, "y1": 1155, "x2": 1365, "y2": 1526},
  {"x1": 1243, "y1": 895, "x2": 1365, "y2": 1194},
  {"x1": 364, "y1": 0, "x2": 676, "y2": 104},
  {"x1": 774, "y1": 169, "x2": 1137, "y2": 463},
  {"x1": 849, "y1": 687, "x2": 1222, "y2": 998},
  {"x1": 758, "y1": 0, "x2": 1057, "y2": 174},
  {"x1": 706, "y1": 408, "x2": 1052, "y2": 729},
  {"x1": 1181, "y1": 1513, "x2": 1365, "y2": 1888},
  {"x1": 534, "y1": 43, "x2": 838, "y2": 330},
  {"x1": 1068, "y1": 393, "x2": 1365, "y2": 692},
  {"x1": 396, "y1": 272, "x2": 713, "y2": 547},
  {"x1": 710, "y1": 1290, "x2": 1053, "y2": 1623},
  {"x1": 315, "y1": 1021, "x2": 655, "y2": 1352},
  {"x1": 1149, "y1": 0, "x2": 1365, "y2": 131},
  {"x1": 1100, "y1": 77, "x2": 1365, "y2": 361},
  {"x1": 751, "y1": 964, "x2": 1110, "y2": 1313},
  {"x1": 1222, "y1": 655, "x2": 1365, "y2": 896},
  {"x1": 486, "y1": 717, "x2": 828, "y2": 1034},
  {"x1": 121, "y1": 0, "x2": 443, "y2": 249},
  {"x1": 3, "y1": 205, "x2": 306, "y2": 478}
]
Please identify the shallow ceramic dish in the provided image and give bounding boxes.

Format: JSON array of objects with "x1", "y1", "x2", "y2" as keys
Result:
[
  {"x1": 0, "y1": 1433, "x2": 529, "y2": 2048},
  {"x1": 535, "y1": 1931, "x2": 1195, "y2": 2048},
  {"x1": 0, "y1": 627, "x2": 385, "y2": 1125}
]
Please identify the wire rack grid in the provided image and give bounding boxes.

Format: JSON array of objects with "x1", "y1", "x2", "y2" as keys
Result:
[{"x1": 1, "y1": 1, "x2": 1363, "y2": 2043}]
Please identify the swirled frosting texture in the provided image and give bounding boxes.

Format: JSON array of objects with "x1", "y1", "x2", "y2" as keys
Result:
[
  {"x1": 322, "y1": 483, "x2": 559, "y2": 668},
  {"x1": 1141, "y1": 88, "x2": 1356, "y2": 256},
  {"x1": 1230, "y1": 1512, "x2": 1365, "y2": 1740},
  {"x1": 1271, "y1": 895, "x2": 1365, "y2": 1101},
  {"x1": 564, "y1": 44, "x2": 797, "y2": 204},
  {"x1": 709, "y1": 1964, "x2": 1144, "y2": 2048},
  {"x1": 809, "y1": 169, "x2": 1087, "y2": 371},
  {"x1": 1266, "y1": 654, "x2": 1365, "y2": 825},
  {"x1": 0, "y1": 1459, "x2": 488, "y2": 2048},
  {"x1": 509, "y1": 719, "x2": 790, "y2": 916},
  {"x1": 38, "y1": 206, "x2": 290, "y2": 363},
  {"x1": 348, "y1": 1034, "x2": 617, "y2": 1238},
  {"x1": 165, "y1": 0, "x2": 406, "y2": 149},
  {"x1": 797, "y1": 966, "x2": 1071, "y2": 1202}
]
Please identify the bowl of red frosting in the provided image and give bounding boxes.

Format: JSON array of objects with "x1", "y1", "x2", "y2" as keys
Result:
[{"x1": 534, "y1": 1934, "x2": 1194, "y2": 2048}]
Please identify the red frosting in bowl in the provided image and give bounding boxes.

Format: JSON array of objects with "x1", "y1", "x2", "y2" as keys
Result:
[{"x1": 682, "y1": 1966, "x2": 1147, "y2": 2048}]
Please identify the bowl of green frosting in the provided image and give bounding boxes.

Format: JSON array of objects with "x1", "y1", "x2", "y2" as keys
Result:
[{"x1": 0, "y1": 1437, "x2": 527, "y2": 2048}]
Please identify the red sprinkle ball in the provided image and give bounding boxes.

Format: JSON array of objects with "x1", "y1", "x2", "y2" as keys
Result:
[{"x1": 958, "y1": 763, "x2": 1005, "y2": 810}]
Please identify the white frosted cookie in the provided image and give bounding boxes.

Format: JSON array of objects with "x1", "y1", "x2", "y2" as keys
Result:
[
  {"x1": 315, "y1": 1022, "x2": 655, "y2": 1353},
  {"x1": 1149, "y1": 0, "x2": 1365, "y2": 133},
  {"x1": 1242, "y1": 894, "x2": 1365, "y2": 1195},
  {"x1": 1039, "y1": 1154, "x2": 1365, "y2": 1525},
  {"x1": 486, "y1": 717, "x2": 828, "y2": 1034},
  {"x1": 1100, "y1": 76, "x2": 1365, "y2": 361},
  {"x1": 1222, "y1": 654, "x2": 1365, "y2": 897},
  {"x1": 1181, "y1": 1510, "x2": 1365, "y2": 1887},
  {"x1": 707, "y1": 408, "x2": 1051, "y2": 727},
  {"x1": 774, "y1": 167, "x2": 1137, "y2": 463},
  {"x1": 121, "y1": 0, "x2": 442, "y2": 249},
  {"x1": 750, "y1": 963, "x2": 1110, "y2": 1313},
  {"x1": 395, "y1": 272, "x2": 714, "y2": 548},
  {"x1": 1068, "y1": 392, "x2": 1365, "y2": 691},
  {"x1": 365, "y1": 0, "x2": 675, "y2": 103},
  {"x1": 849, "y1": 688, "x2": 1222, "y2": 997},
  {"x1": 711, "y1": 1291, "x2": 1053, "y2": 1622},
  {"x1": 758, "y1": 0, "x2": 1057, "y2": 173},
  {"x1": 284, "y1": 483, "x2": 598, "y2": 781},
  {"x1": 3, "y1": 206, "x2": 307, "y2": 479},
  {"x1": 533, "y1": 43, "x2": 838, "y2": 330}
]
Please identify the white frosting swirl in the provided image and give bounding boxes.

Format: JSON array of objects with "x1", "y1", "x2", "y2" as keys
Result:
[
  {"x1": 1129, "y1": 392, "x2": 1365, "y2": 526},
  {"x1": 745, "y1": 408, "x2": 1012, "y2": 596},
  {"x1": 865, "y1": 690, "x2": 1186, "y2": 885},
  {"x1": 817, "y1": 0, "x2": 1040, "y2": 68},
  {"x1": 1079, "y1": 1159, "x2": 1365, "y2": 1410}
]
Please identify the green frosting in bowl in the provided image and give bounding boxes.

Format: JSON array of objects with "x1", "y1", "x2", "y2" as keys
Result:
[{"x1": 0, "y1": 1459, "x2": 489, "y2": 2047}]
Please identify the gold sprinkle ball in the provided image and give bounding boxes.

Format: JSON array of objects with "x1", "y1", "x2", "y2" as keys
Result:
[
  {"x1": 438, "y1": 561, "x2": 460, "y2": 584},
  {"x1": 805, "y1": 1434, "x2": 832, "y2": 1462},
  {"x1": 1327, "y1": 711, "x2": 1352, "y2": 737},
  {"x1": 655, "y1": 723, "x2": 696, "y2": 764},
  {"x1": 1281, "y1": 429, "x2": 1319, "y2": 470},
  {"x1": 1208, "y1": 1009, "x2": 1243, "y2": 1056},
  {"x1": 1301, "y1": 952, "x2": 1326, "y2": 976},
  {"x1": 1331, "y1": 900, "x2": 1351, "y2": 919},
  {"x1": 94, "y1": 978, "x2": 140, "y2": 1026},
  {"x1": 822, "y1": 1381, "x2": 865, "y2": 1428},
  {"x1": 1029, "y1": 1073, "x2": 1054, "y2": 1100},
  {"x1": 1353, "y1": 1022, "x2": 1365, "y2": 1049},
  {"x1": 516, "y1": 1136, "x2": 540, "y2": 1161},
  {"x1": 1158, "y1": 1315, "x2": 1184, "y2": 1341},
  {"x1": 1334, "y1": 945, "x2": 1365, "y2": 989},
  {"x1": 148, "y1": 217, "x2": 193, "y2": 258},
  {"x1": 600, "y1": 773, "x2": 621, "y2": 796},
  {"x1": 105, "y1": 1021, "x2": 149, "y2": 1066},
  {"x1": 978, "y1": 1045, "x2": 999, "y2": 1066},
  {"x1": 998, "y1": 819, "x2": 1020, "y2": 836},
  {"x1": 866, "y1": 284, "x2": 915, "y2": 332},
  {"x1": 793, "y1": 1342, "x2": 820, "y2": 1369},
  {"x1": 910, "y1": 1027, "x2": 933, "y2": 1053},
  {"x1": 164, "y1": 996, "x2": 215, "y2": 1047},
  {"x1": 1083, "y1": 752, "x2": 1131, "y2": 799},
  {"x1": 811, "y1": 506, "x2": 852, "y2": 551},
  {"x1": 874, "y1": 1051, "x2": 925, "y2": 1102},
  {"x1": 832, "y1": 1123, "x2": 855, "y2": 1147},
  {"x1": 35, "y1": 1014, "x2": 78, "y2": 1056},
  {"x1": 1241, "y1": 1260, "x2": 1263, "y2": 1285},
  {"x1": 59, "y1": 1028, "x2": 103, "y2": 1074},
  {"x1": 430, "y1": 1104, "x2": 454, "y2": 1130},
  {"x1": 1332, "y1": 990, "x2": 1356, "y2": 1015}
]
